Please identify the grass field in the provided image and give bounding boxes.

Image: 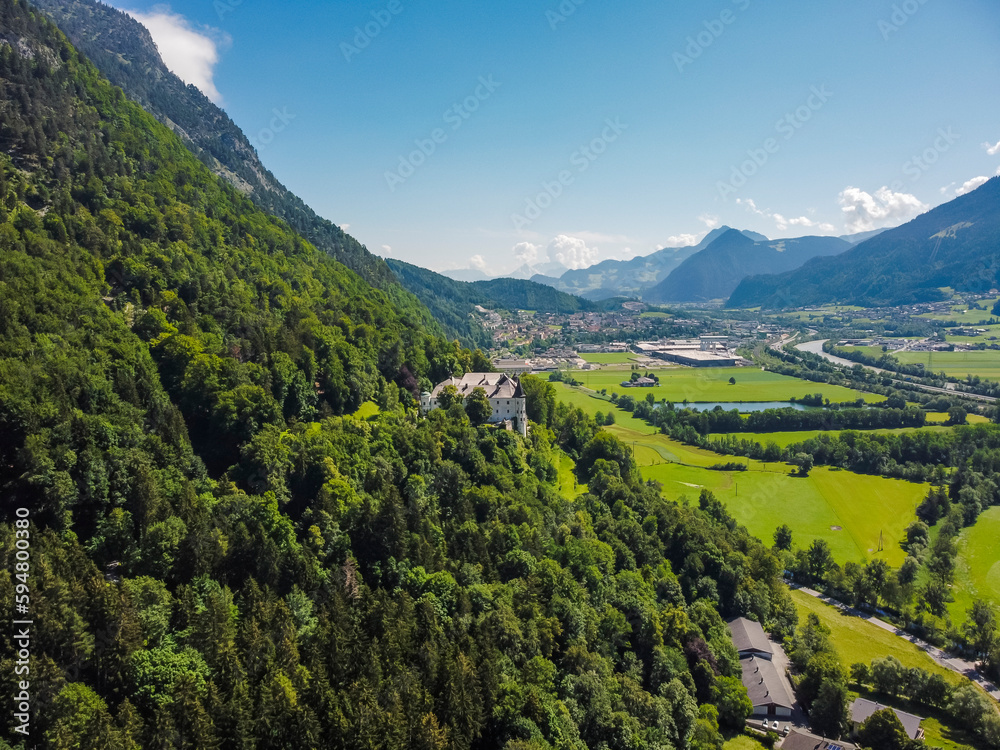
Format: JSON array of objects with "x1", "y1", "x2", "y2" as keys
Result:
[
  {"x1": 574, "y1": 367, "x2": 880, "y2": 405},
  {"x1": 577, "y1": 352, "x2": 642, "y2": 364},
  {"x1": 791, "y1": 590, "x2": 962, "y2": 684},
  {"x1": 894, "y1": 350, "x2": 1000, "y2": 381},
  {"x1": 722, "y1": 737, "x2": 765, "y2": 750},
  {"x1": 917, "y1": 300, "x2": 1000, "y2": 324},
  {"x1": 791, "y1": 591, "x2": 985, "y2": 749},
  {"x1": 553, "y1": 382, "x2": 925, "y2": 566},
  {"x1": 352, "y1": 401, "x2": 380, "y2": 419},
  {"x1": 713, "y1": 425, "x2": 967, "y2": 449},
  {"x1": 950, "y1": 506, "x2": 1000, "y2": 622}
]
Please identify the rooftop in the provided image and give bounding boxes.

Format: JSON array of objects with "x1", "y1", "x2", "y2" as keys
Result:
[
  {"x1": 431, "y1": 373, "x2": 525, "y2": 400},
  {"x1": 739, "y1": 655, "x2": 794, "y2": 709},
  {"x1": 850, "y1": 698, "x2": 924, "y2": 740},
  {"x1": 728, "y1": 617, "x2": 773, "y2": 656}
]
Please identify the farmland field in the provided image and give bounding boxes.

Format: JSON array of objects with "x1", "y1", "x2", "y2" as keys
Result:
[
  {"x1": 790, "y1": 592, "x2": 980, "y2": 750},
  {"x1": 894, "y1": 350, "x2": 1000, "y2": 381},
  {"x1": 552, "y1": 382, "x2": 925, "y2": 565},
  {"x1": 790, "y1": 590, "x2": 962, "y2": 684},
  {"x1": 573, "y1": 367, "x2": 881, "y2": 404},
  {"x1": 577, "y1": 352, "x2": 642, "y2": 364},
  {"x1": 712, "y1": 425, "x2": 964, "y2": 449},
  {"x1": 949, "y1": 506, "x2": 1000, "y2": 621}
]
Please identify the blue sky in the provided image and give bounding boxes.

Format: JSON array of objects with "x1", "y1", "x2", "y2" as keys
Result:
[{"x1": 111, "y1": 0, "x2": 1000, "y2": 275}]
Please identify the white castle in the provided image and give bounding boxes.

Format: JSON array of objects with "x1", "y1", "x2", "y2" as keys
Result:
[{"x1": 421, "y1": 373, "x2": 528, "y2": 436}]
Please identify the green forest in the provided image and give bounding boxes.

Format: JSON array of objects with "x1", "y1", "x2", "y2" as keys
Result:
[{"x1": 0, "y1": 2, "x2": 798, "y2": 747}]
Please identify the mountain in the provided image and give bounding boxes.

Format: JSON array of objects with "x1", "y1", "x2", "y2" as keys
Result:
[
  {"x1": 441, "y1": 267, "x2": 493, "y2": 282},
  {"x1": 504, "y1": 259, "x2": 569, "y2": 280},
  {"x1": 0, "y1": 7, "x2": 794, "y2": 747},
  {"x1": 30, "y1": 0, "x2": 443, "y2": 329},
  {"x1": 727, "y1": 177, "x2": 1000, "y2": 309},
  {"x1": 839, "y1": 228, "x2": 887, "y2": 244},
  {"x1": 645, "y1": 230, "x2": 852, "y2": 304},
  {"x1": 386, "y1": 258, "x2": 597, "y2": 343},
  {"x1": 532, "y1": 227, "x2": 767, "y2": 300}
]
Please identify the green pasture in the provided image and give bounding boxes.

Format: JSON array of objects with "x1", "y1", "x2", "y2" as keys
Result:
[
  {"x1": 949, "y1": 506, "x2": 1000, "y2": 622},
  {"x1": 552, "y1": 382, "x2": 924, "y2": 566},
  {"x1": 574, "y1": 367, "x2": 880, "y2": 405},
  {"x1": 917, "y1": 300, "x2": 1000, "y2": 324},
  {"x1": 895, "y1": 350, "x2": 1000, "y2": 381},
  {"x1": 577, "y1": 352, "x2": 642, "y2": 365},
  {"x1": 792, "y1": 591, "x2": 985, "y2": 749},
  {"x1": 712, "y1": 426, "x2": 960, "y2": 449},
  {"x1": 790, "y1": 590, "x2": 962, "y2": 685}
]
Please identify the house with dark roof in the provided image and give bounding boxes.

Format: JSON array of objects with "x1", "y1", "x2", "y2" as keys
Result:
[
  {"x1": 739, "y1": 654, "x2": 794, "y2": 718},
  {"x1": 728, "y1": 617, "x2": 774, "y2": 660},
  {"x1": 850, "y1": 698, "x2": 924, "y2": 740},
  {"x1": 421, "y1": 373, "x2": 528, "y2": 436}
]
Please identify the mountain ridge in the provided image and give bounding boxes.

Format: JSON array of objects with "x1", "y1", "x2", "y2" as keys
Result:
[
  {"x1": 646, "y1": 230, "x2": 852, "y2": 303},
  {"x1": 727, "y1": 177, "x2": 1000, "y2": 308}
]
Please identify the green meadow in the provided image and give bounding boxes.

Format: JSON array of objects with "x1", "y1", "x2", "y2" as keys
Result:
[
  {"x1": 895, "y1": 350, "x2": 1000, "y2": 381},
  {"x1": 552, "y1": 382, "x2": 924, "y2": 566},
  {"x1": 573, "y1": 366, "x2": 880, "y2": 404},
  {"x1": 577, "y1": 352, "x2": 642, "y2": 365},
  {"x1": 949, "y1": 506, "x2": 1000, "y2": 622}
]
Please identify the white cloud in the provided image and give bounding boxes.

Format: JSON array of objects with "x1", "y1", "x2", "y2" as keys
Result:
[
  {"x1": 547, "y1": 235, "x2": 599, "y2": 270},
  {"x1": 663, "y1": 233, "x2": 703, "y2": 248},
  {"x1": 512, "y1": 241, "x2": 541, "y2": 266},
  {"x1": 117, "y1": 5, "x2": 228, "y2": 103},
  {"x1": 956, "y1": 176, "x2": 989, "y2": 196},
  {"x1": 984, "y1": 140, "x2": 1000, "y2": 156},
  {"x1": 469, "y1": 254, "x2": 488, "y2": 271},
  {"x1": 341, "y1": 223, "x2": 351, "y2": 231},
  {"x1": 838, "y1": 186, "x2": 928, "y2": 234},
  {"x1": 738, "y1": 198, "x2": 834, "y2": 234},
  {"x1": 698, "y1": 213, "x2": 720, "y2": 229},
  {"x1": 381, "y1": 245, "x2": 392, "y2": 254}
]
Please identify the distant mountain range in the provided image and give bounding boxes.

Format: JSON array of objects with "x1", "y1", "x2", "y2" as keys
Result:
[
  {"x1": 527, "y1": 227, "x2": 767, "y2": 300},
  {"x1": 727, "y1": 177, "x2": 1000, "y2": 309},
  {"x1": 644, "y1": 231, "x2": 854, "y2": 303}
]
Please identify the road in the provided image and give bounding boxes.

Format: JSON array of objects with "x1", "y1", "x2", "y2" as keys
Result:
[
  {"x1": 794, "y1": 339, "x2": 997, "y2": 404},
  {"x1": 795, "y1": 586, "x2": 1000, "y2": 702}
]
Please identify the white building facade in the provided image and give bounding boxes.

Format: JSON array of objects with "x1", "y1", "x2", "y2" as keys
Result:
[{"x1": 421, "y1": 373, "x2": 528, "y2": 436}]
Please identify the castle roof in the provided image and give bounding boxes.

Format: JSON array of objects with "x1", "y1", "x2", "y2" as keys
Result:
[{"x1": 431, "y1": 373, "x2": 525, "y2": 400}]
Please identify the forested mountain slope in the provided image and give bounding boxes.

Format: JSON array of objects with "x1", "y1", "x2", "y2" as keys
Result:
[
  {"x1": 0, "y1": 2, "x2": 793, "y2": 747},
  {"x1": 30, "y1": 0, "x2": 450, "y2": 335},
  {"x1": 645, "y1": 230, "x2": 851, "y2": 303},
  {"x1": 728, "y1": 177, "x2": 1000, "y2": 308}
]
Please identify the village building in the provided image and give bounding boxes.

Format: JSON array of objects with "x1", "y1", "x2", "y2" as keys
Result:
[
  {"x1": 850, "y1": 698, "x2": 924, "y2": 741},
  {"x1": 421, "y1": 373, "x2": 528, "y2": 436},
  {"x1": 727, "y1": 618, "x2": 795, "y2": 719}
]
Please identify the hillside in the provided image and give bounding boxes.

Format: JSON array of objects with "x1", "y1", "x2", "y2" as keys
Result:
[
  {"x1": 728, "y1": 177, "x2": 1000, "y2": 308},
  {"x1": 0, "y1": 7, "x2": 795, "y2": 746},
  {"x1": 386, "y1": 258, "x2": 597, "y2": 345},
  {"x1": 533, "y1": 227, "x2": 767, "y2": 300},
  {"x1": 29, "y1": 0, "x2": 446, "y2": 332},
  {"x1": 645, "y1": 230, "x2": 852, "y2": 303}
]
